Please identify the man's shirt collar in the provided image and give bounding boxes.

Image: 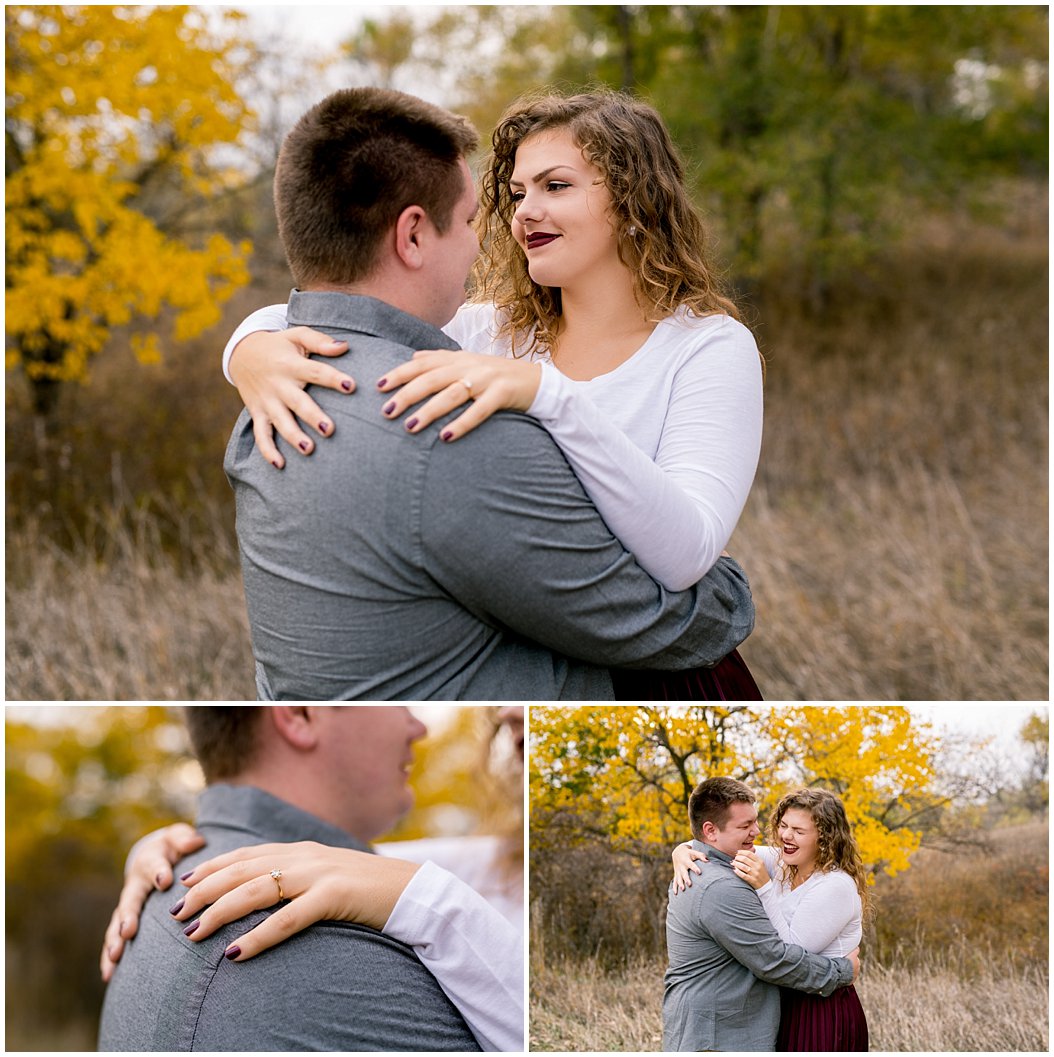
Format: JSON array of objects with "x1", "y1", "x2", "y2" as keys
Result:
[
  {"x1": 286, "y1": 290, "x2": 461, "y2": 353},
  {"x1": 197, "y1": 783, "x2": 372, "y2": 852}
]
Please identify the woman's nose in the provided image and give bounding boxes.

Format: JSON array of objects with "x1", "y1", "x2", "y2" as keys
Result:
[{"x1": 513, "y1": 193, "x2": 540, "y2": 224}]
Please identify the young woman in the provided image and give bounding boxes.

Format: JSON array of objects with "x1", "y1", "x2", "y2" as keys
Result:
[
  {"x1": 673, "y1": 787, "x2": 871, "y2": 1051},
  {"x1": 100, "y1": 706, "x2": 524, "y2": 1053},
  {"x1": 223, "y1": 88, "x2": 765, "y2": 700}
]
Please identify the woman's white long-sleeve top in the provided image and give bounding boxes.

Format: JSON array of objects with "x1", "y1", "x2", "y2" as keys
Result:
[
  {"x1": 377, "y1": 836, "x2": 523, "y2": 1052},
  {"x1": 753, "y1": 845, "x2": 862, "y2": 958}
]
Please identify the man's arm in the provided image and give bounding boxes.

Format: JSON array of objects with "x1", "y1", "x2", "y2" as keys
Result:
[
  {"x1": 703, "y1": 879, "x2": 853, "y2": 997},
  {"x1": 420, "y1": 412, "x2": 754, "y2": 670}
]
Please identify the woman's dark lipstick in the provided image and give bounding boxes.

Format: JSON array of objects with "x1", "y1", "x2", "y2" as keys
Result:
[{"x1": 526, "y1": 232, "x2": 559, "y2": 249}]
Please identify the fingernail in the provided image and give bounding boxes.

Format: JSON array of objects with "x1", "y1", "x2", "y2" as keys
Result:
[
  {"x1": 441, "y1": 430, "x2": 454, "y2": 442},
  {"x1": 179, "y1": 871, "x2": 194, "y2": 881},
  {"x1": 405, "y1": 417, "x2": 418, "y2": 431},
  {"x1": 382, "y1": 401, "x2": 396, "y2": 415},
  {"x1": 119, "y1": 918, "x2": 130, "y2": 936},
  {"x1": 169, "y1": 898, "x2": 185, "y2": 916},
  {"x1": 183, "y1": 921, "x2": 199, "y2": 937},
  {"x1": 155, "y1": 873, "x2": 165, "y2": 888},
  {"x1": 319, "y1": 421, "x2": 330, "y2": 434},
  {"x1": 341, "y1": 379, "x2": 353, "y2": 392},
  {"x1": 271, "y1": 460, "x2": 282, "y2": 470},
  {"x1": 298, "y1": 440, "x2": 310, "y2": 452},
  {"x1": 225, "y1": 945, "x2": 241, "y2": 960},
  {"x1": 376, "y1": 378, "x2": 388, "y2": 389}
]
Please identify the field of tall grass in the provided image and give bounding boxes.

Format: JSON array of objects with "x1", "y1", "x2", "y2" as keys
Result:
[
  {"x1": 5, "y1": 192, "x2": 1047, "y2": 700},
  {"x1": 529, "y1": 950, "x2": 1049, "y2": 1051},
  {"x1": 529, "y1": 821, "x2": 1049, "y2": 1052}
]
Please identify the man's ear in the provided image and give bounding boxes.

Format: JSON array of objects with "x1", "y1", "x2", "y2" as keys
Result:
[
  {"x1": 269, "y1": 706, "x2": 321, "y2": 752},
  {"x1": 700, "y1": 820, "x2": 718, "y2": 843},
  {"x1": 393, "y1": 205, "x2": 430, "y2": 270}
]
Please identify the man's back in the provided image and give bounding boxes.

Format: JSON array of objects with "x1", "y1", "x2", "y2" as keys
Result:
[
  {"x1": 98, "y1": 786, "x2": 480, "y2": 1052},
  {"x1": 224, "y1": 292, "x2": 755, "y2": 700}
]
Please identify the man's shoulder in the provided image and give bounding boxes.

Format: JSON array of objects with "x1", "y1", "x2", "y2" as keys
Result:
[{"x1": 191, "y1": 919, "x2": 480, "y2": 1051}]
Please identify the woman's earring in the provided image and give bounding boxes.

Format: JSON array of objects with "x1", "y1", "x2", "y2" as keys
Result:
[{"x1": 628, "y1": 225, "x2": 638, "y2": 236}]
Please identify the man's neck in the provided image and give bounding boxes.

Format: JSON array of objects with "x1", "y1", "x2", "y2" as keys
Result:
[
  {"x1": 302, "y1": 276, "x2": 440, "y2": 330},
  {"x1": 221, "y1": 771, "x2": 374, "y2": 844}
]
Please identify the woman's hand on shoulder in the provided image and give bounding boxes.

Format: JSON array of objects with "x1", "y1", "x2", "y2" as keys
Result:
[
  {"x1": 671, "y1": 841, "x2": 708, "y2": 894},
  {"x1": 229, "y1": 327, "x2": 354, "y2": 468},
  {"x1": 376, "y1": 350, "x2": 541, "y2": 442},
  {"x1": 170, "y1": 841, "x2": 419, "y2": 962},
  {"x1": 99, "y1": 823, "x2": 206, "y2": 981}
]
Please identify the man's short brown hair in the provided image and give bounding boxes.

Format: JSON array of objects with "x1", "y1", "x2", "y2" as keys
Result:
[
  {"x1": 183, "y1": 707, "x2": 263, "y2": 783},
  {"x1": 273, "y1": 87, "x2": 478, "y2": 287},
  {"x1": 688, "y1": 776, "x2": 756, "y2": 840}
]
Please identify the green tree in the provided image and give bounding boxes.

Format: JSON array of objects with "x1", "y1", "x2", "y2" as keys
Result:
[
  {"x1": 5, "y1": 5, "x2": 255, "y2": 415},
  {"x1": 385, "y1": 4, "x2": 1047, "y2": 302}
]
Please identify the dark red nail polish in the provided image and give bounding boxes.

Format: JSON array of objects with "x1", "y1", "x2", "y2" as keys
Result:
[
  {"x1": 405, "y1": 417, "x2": 418, "y2": 431},
  {"x1": 155, "y1": 873, "x2": 164, "y2": 888},
  {"x1": 382, "y1": 401, "x2": 396, "y2": 415},
  {"x1": 169, "y1": 898, "x2": 185, "y2": 916},
  {"x1": 179, "y1": 871, "x2": 194, "y2": 881},
  {"x1": 341, "y1": 380, "x2": 353, "y2": 392},
  {"x1": 441, "y1": 430, "x2": 454, "y2": 442},
  {"x1": 271, "y1": 460, "x2": 281, "y2": 469},
  {"x1": 319, "y1": 421, "x2": 330, "y2": 434},
  {"x1": 376, "y1": 378, "x2": 387, "y2": 389},
  {"x1": 183, "y1": 921, "x2": 199, "y2": 937},
  {"x1": 225, "y1": 945, "x2": 241, "y2": 960},
  {"x1": 298, "y1": 441, "x2": 310, "y2": 452}
]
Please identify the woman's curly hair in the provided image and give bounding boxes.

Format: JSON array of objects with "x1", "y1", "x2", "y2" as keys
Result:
[
  {"x1": 471, "y1": 87, "x2": 740, "y2": 357},
  {"x1": 770, "y1": 787, "x2": 875, "y2": 924}
]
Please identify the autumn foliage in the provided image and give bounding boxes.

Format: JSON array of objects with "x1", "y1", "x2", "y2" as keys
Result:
[{"x1": 5, "y1": 6, "x2": 254, "y2": 411}]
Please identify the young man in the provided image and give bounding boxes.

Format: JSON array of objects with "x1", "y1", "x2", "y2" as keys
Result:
[
  {"x1": 663, "y1": 777, "x2": 858, "y2": 1052},
  {"x1": 97, "y1": 706, "x2": 483, "y2": 1051},
  {"x1": 223, "y1": 86, "x2": 756, "y2": 699}
]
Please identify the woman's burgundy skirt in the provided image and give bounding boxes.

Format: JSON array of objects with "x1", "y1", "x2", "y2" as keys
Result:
[
  {"x1": 610, "y1": 649, "x2": 763, "y2": 701},
  {"x1": 777, "y1": 984, "x2": 869, "y2": 1052}
]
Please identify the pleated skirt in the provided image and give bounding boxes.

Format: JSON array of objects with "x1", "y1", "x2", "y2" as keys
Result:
[
  {"x1": 777, "y1": 984, "x2": 869, "y2": 1052},
  {"x1": 610, "y1": 649, "x2": 763, "y2": 701}
]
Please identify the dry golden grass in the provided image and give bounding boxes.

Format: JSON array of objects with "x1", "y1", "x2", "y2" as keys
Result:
[
  {"x1": 529, "y1": 950, "x2": 1049, "y2": 1052},
  {"x1": 5, "y1": 507, "x2": 255, "y2": 701},
  {"x1": 732, "y1": 205, "x2": 1047, "y2": 700}
]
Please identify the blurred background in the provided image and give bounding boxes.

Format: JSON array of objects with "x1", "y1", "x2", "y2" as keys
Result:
[
  {"x1": 4, "y1": 703, "x2": 519, "y2": 1051},
  {"x1": 528, "y1": 704, "x2": 1049, "y2": 1052},
  {"x1": 5, "y1": 5, "x2": 1048, "y2": 700}
]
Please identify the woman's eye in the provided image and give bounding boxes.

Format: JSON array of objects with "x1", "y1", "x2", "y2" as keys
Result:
[
  {"x1": 546, "y1": 181, "x2": 570, "y2": 192},
  {"x1": 509, "y1": 191, "x2": 525, "y2": 203}
]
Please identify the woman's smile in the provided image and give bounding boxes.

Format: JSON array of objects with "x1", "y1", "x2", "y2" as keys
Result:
[{"x1": 526, "y1": 231, "x2": 560, "y2": 250}]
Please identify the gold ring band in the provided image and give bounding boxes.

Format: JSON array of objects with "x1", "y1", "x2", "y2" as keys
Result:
[
  {"x1": 270, "y1": 868, "x2": 284, "y2": 901},
  {"x1": 461, "y1": 378, "x2": 473, "y2": 396}
]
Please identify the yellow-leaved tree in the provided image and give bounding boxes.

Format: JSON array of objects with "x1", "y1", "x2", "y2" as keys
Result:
[
  {"x1": 530, "y1": 705, "x2": 945, "y2": 879},
  {"x1": 5, "y1": 5, "x2": 254, "y2": 414}
]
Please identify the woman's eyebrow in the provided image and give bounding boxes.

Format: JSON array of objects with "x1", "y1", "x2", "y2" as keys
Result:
[{"x1": 509, "y1": 165, "x2": 574, "y2": 189}]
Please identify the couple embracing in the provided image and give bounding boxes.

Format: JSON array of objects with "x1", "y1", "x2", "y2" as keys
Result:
[
  {"x1": 215, "y1": 77, "x2": 764, "y2": 700},
  {"x1": 664, "y1": 776, "x2": 871, "y2": 1052}
]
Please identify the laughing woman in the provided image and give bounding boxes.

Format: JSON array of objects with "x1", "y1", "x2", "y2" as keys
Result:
[{"x1": 674, "y1": 788, "x2": 871, "y2": 1051}]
